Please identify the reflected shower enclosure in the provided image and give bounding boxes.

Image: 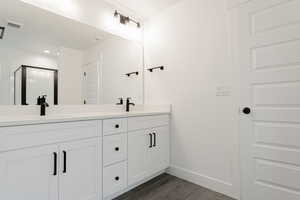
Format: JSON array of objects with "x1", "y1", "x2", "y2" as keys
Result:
[{"x1": 14, "y1": 65, "x2": 58, "y2": 105}]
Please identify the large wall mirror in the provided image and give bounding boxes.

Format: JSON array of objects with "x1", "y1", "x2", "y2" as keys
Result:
[{"x1": 0, "y1": 0, "x2": 144, "y2": 106}]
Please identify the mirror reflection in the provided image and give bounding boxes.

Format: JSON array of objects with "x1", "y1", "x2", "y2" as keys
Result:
[{"x1": 0, "y1": 0, "x2": 144, "y2": 105}]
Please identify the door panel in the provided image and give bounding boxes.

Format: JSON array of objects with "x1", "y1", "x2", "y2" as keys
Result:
[
  {"x1": 233, "y1": 0, "x2": 300, "y2": 199},
  {"x1": 82, "y1": 62, "x2": 100, "y2": 104},
  {"x1": 103, "y1": 161, "x2": 127, "y2": 198},
  {"x1": 254, "y1": 122, "x2": 300, "y2": 148},
  {"x1": 103, "y1": 134, "x2": 127, "y2": 167},
  {"x1": 128, "y1": 129, "x2": 149, "y2": 186},
  {"x1": 59, "y1": 138, "x2": 101, "y2": 200},
  {"x1": 148, "y1": 126, "x2": 170, "y2": 175},
  {"x1": 256, "y1": 160, "x2": 300, "y2": 190},
  {"x1": 0, "y1": 145, "x2": 59, "y2": 200}
]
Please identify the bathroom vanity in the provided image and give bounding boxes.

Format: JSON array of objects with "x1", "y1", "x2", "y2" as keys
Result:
[
  {"x1": 0, "y1": 112, "x2": 170, "y2": 200},
  {"x1": 0, "y1": 1, "x2": 170, "y2": 199}
]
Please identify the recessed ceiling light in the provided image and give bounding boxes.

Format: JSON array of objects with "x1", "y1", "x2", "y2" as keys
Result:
[{"x1": 44, "y1": 50, "x2": 50, "y2": 54}]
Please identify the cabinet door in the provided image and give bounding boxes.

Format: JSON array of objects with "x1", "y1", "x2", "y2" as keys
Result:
[
  {"x1": 148, "y1": 126, "x2": 170, "y2": 175},
  {"x1": 128, "y1": 129, "x2": 151, "y2": 186},
  {"x1": 59, "y1": 138, "x2": 101, "y2": 200},
  {"x1": 0, "y1": 145, "x2": 59, "y2": 200}
]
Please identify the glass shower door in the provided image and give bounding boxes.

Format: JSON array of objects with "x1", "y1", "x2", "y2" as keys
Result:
[
  {"x1": 26, "y1": 67, "x2": 55, "y2": 105},
  {"x1": 14, "y1": 66, "x2": 58, "y2": 105}
]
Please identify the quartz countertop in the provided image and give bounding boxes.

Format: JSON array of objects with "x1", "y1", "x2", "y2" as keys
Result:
[{"x1": 0, "y1": 109, "x2": 170, "y2": 127}]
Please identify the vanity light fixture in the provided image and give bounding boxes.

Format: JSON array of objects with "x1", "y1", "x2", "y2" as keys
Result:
[
  {"x1": 114, "y1": 10, "x2": 141, "y2": 28},
  {"x1": 0, "y1": 27, "x2": 5, "y2": 39},
  {"x1": 126, "y1": 71, "x2": 139, "y2": 77},
  {"x1": 148, "y1": 66, "x2": 165, "y2": 72}
]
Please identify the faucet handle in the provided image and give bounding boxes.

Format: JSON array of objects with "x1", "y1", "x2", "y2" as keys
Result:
[
  {"x1": 116, "y1": 97, "x2": 124, "y2": 105},
  {"x1": 37, "y1": 96, "x2": 41, "y2": 105}
]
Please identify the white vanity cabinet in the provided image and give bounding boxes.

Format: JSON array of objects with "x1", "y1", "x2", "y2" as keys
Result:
[
  {"x1": 102, "y1": 118, "x2": 128, "y2": 199},
  {"x1": 0, "y1": 120, "x2": 102, "y2": 200},
  {"x1": 59, "y1": 139, "x2": 101, "y2": 200},
  {"x1": 0, "y1": 144, "x2": 59, "y2": 200},
  {"x1": 127, "y1": 115, "x2": 170, "y2": 187},
  {"x1": 148, "y1": 126, "x2": 170, "y2": 176},
  {"x1": 0, "y1": 113, "x2": 170, "y2": 200},
  {"x1": 103, "y1": 114, "x2": 170, "y2": 199}
]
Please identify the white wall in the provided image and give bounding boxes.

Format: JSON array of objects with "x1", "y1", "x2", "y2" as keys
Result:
[
  {"x1": 83, "y1": 37, "x2": 144, "y2": 104},
  {"x1": 144, "y1": 0, "x2": 240, "y2": 198},
  {"x1": 58, "y1": 47, "x2": 83, "y2": 105}
]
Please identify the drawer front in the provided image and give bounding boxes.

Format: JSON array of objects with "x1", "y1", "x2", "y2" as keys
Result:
[
  {"x1": 0, "y1": 120, "x2": 102, "y2": 152},
  {"x1": 103, "y1": 118, "x2": 127, "y2": 136},
  {"x1": 103, "y1": 161, "x2": 127, "y2": 198},
  {"x1": 128, "y1": 115, "x2": 169, "y2": 131},
  {"x1": 103, "y1": 134, "x2": 127, "y2": 167}
]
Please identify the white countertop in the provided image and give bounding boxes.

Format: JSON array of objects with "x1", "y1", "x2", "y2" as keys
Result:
[{"x1": 0, "y1": 110, "x2": 170, "y2": 127}]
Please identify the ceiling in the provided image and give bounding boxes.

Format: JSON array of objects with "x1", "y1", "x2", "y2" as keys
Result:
[
  {"x1": 107, "y1": 0, "x2": 183, "y2": 20},
  {"x1": 0, "y1": 0, "x2": 112, "y2": 55}
]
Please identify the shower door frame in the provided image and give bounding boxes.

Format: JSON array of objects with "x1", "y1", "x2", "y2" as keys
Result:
[{"x1": 14, "y1": 65, "x2": 58, "y2": 105}]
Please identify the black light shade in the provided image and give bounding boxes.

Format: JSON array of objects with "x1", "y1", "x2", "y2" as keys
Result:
[{"x1": 0, "y1": 27, "x2": 5, "y2": 39}]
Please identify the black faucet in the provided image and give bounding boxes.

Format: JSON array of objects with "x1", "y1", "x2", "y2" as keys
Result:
[
  {"x1": 116, "y1": 98, "x2": 124, "y2": 105},
  {"x1": 37, "y1": 95, "x2": 49, "y2": 116},
  {"x1": 126, "y1": 97, "x2": 135, "y2": 112}
]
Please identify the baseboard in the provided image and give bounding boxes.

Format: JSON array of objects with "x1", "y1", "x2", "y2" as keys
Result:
[{"x1": 167, "y1": 165, "x2": 238, "y2": 199}]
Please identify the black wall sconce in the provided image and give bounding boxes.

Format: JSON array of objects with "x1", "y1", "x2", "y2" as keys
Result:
[
  {"x1": 0, "y1": 27, "x2": 5, "y2": 39},
  {"x1": 114, "y1": 10, "x2": 141, "y2": 28},
  {"x1": 147, "y1": 66, "x2": 164, "y2": 72},
  {"x1": 126, "y1": 71, "x2": 139, "y2": 77}
]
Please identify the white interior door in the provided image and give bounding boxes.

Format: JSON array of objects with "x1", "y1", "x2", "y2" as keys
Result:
[
  {"x1": 0, "y1": 145, "x2": 59, "y2": 200},
  {"x1": 59, "y1": 138, "x2": 101, "y2": 200},
  {"x1": 233, "y1": 0, "x2": 300, "y2": 199},
  {"x1": 82, "y1": 62, "x2": 100, "y2": 104}
]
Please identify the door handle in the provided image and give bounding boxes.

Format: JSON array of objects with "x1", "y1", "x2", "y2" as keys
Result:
[
  {"x1": 63, "y1": 150, "x2": 67, "y2": 173},
  {"x1": 53, "y1": 152, "x2": 57, "y2": 176},
  {"x1": 243, "y1": 107, "x2": 251, "y2": 115},
  {"x1": 153, "y1": 132, "x2": 156, "y2": 147},
  {"x1": 149, "y1": 133, "x2": 153, "y2": 148}
]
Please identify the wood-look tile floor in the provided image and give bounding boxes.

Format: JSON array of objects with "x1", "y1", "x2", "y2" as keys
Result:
[{"x1": 114, "y1": 174, "x2": 236, "y2": 200}]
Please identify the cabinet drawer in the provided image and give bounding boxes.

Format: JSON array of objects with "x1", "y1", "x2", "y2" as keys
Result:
[
  {"x1": 128, "y1": 115, "x2": 169, "y2": 131},
  {"x1": 103, "y1": 118, "x2": 127, "y2": 136},
  {"x1": 0, "y1": 120, "x2": 102, "y2": 152},
  {"x1": 103, "y1": 161, "x2": 127, "y2": 198},
  {"x1": 103, "y1": 134, "x2": 127, "y2": 167}
]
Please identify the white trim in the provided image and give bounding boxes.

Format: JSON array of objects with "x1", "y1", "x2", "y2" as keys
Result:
[{"x1": 167, "y1": 165, "x2": 239, "y2": 199}]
